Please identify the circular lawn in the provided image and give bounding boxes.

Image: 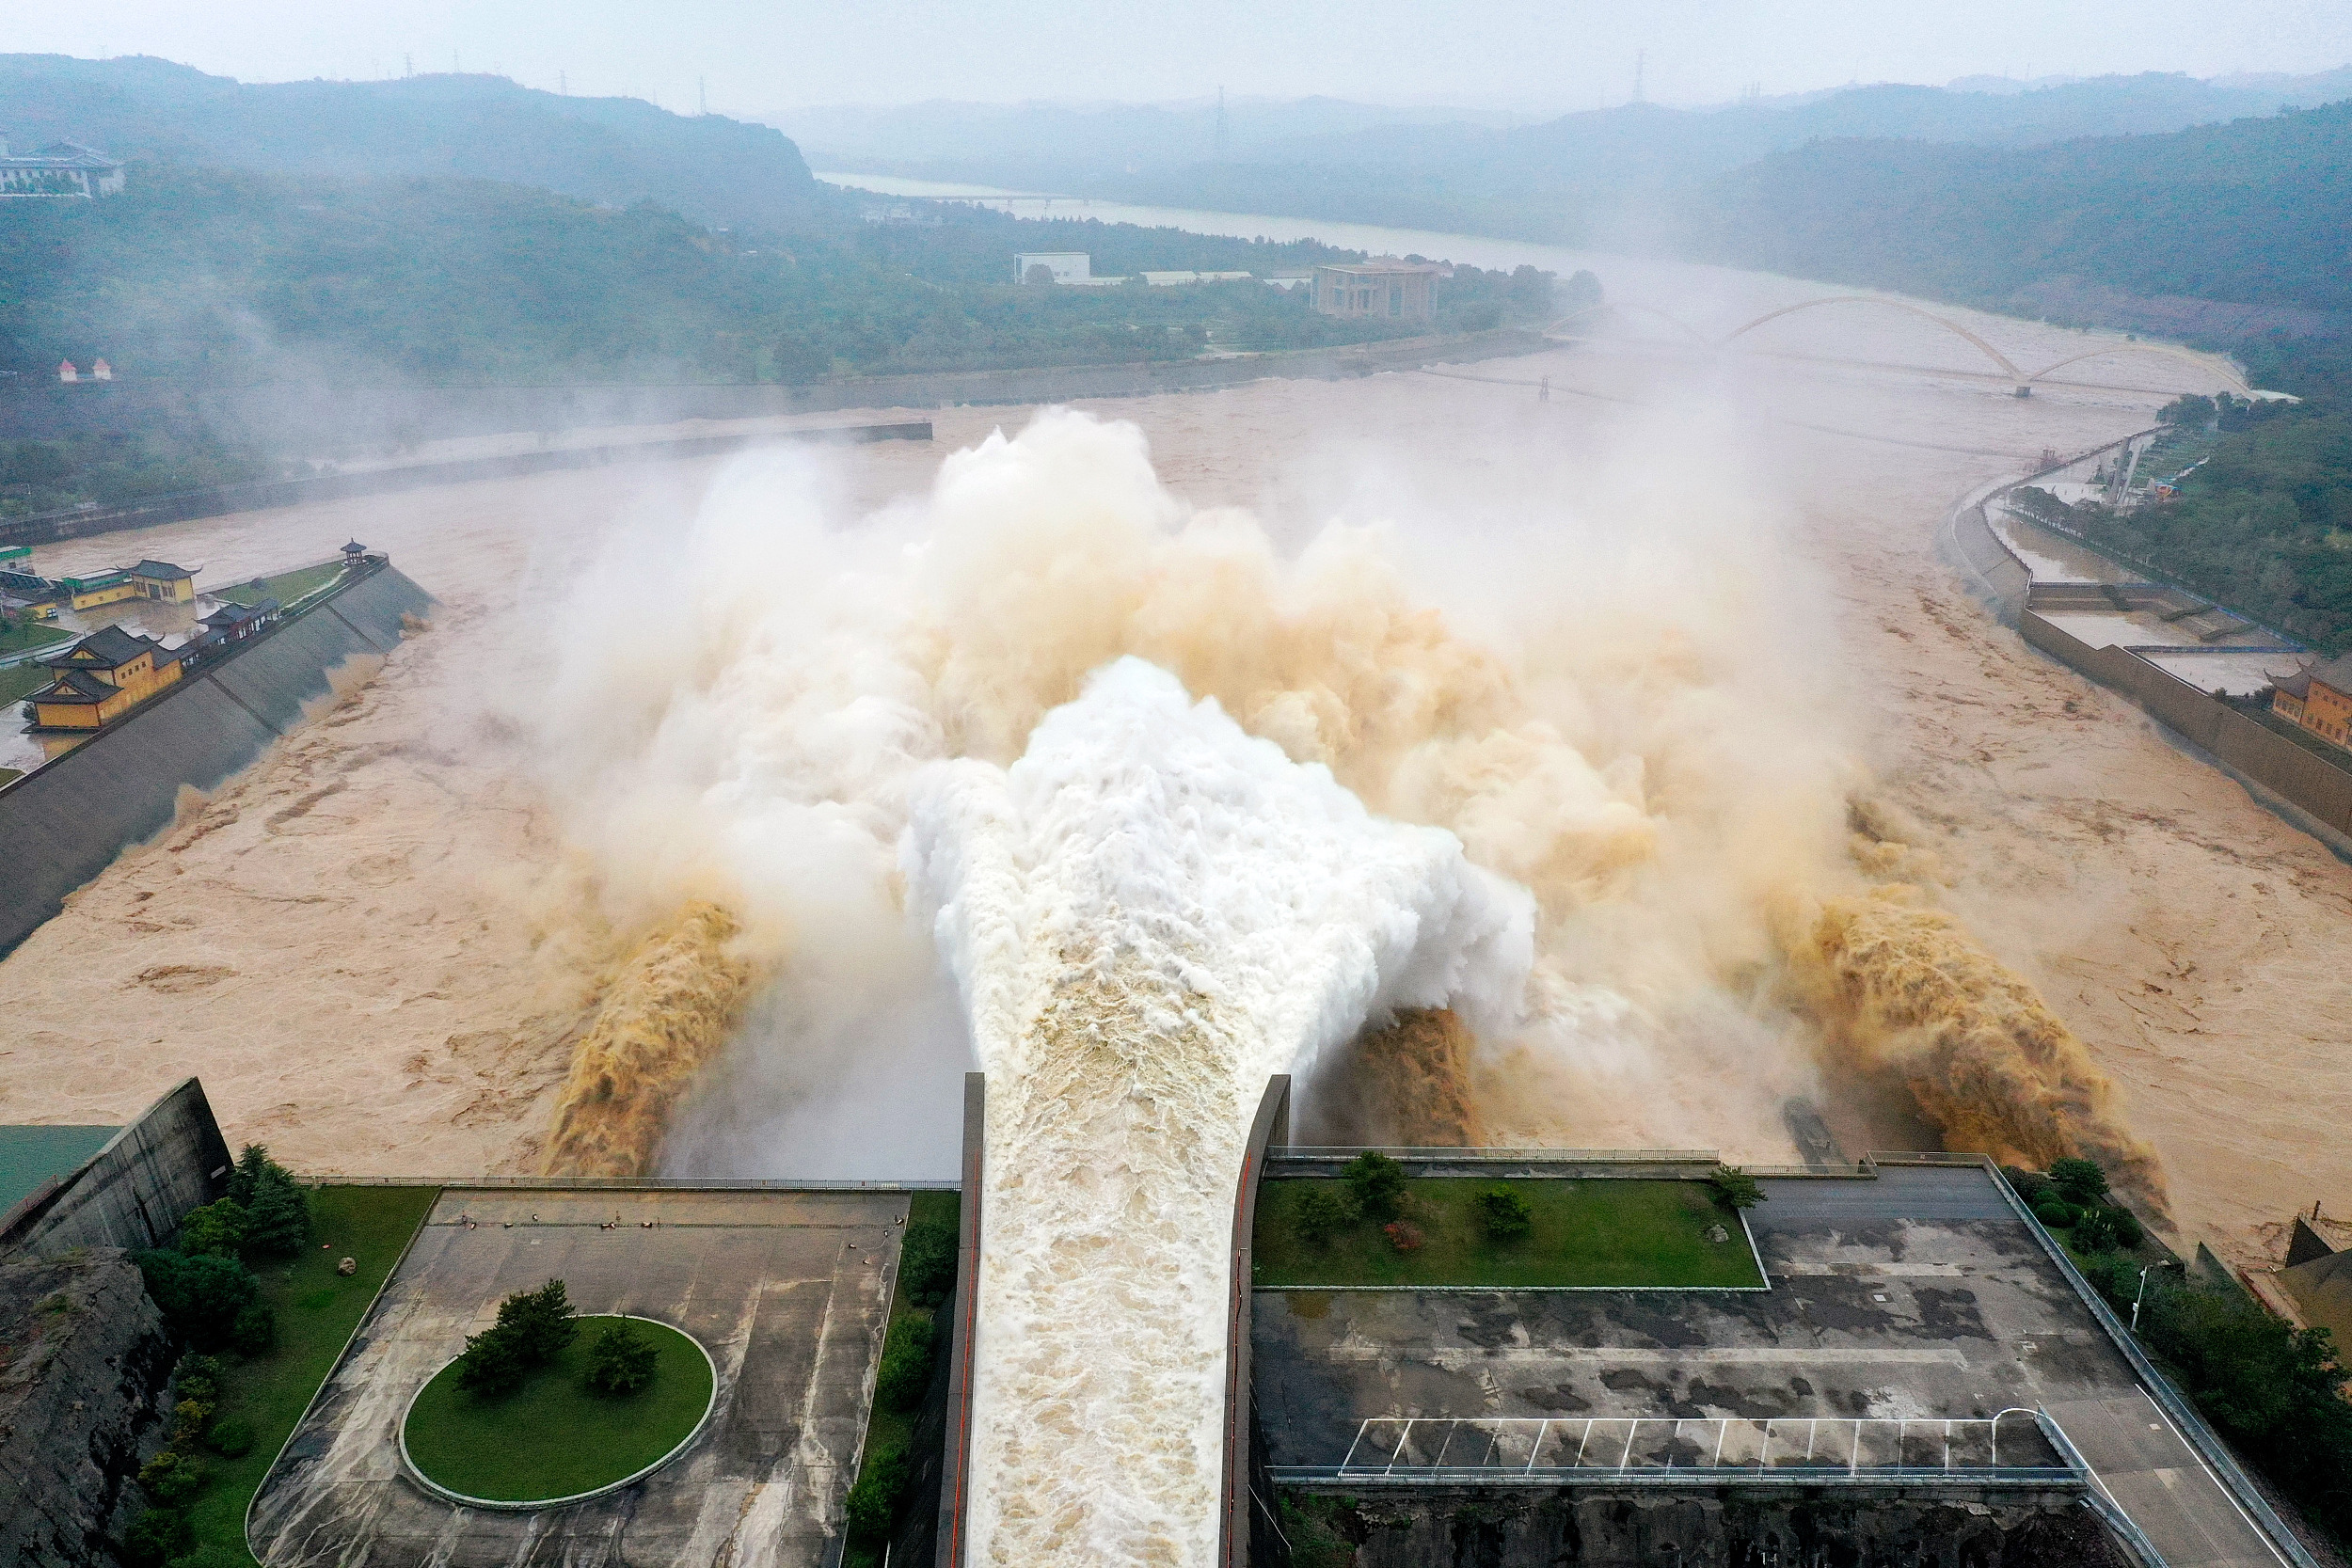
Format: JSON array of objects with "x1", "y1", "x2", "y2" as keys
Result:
[{"x1": 401, "y1": 1315, "x2": 715, "y2": 1504}]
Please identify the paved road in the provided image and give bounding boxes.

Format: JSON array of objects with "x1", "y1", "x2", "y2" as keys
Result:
[{"x1": 2047, "y1": 1391, "x2": 2290, "y2": 1568}]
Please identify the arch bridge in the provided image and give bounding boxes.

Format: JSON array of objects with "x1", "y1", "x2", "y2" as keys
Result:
[{"x1": 1549, "y1": 293, "x2": 2248, "y2": 394}]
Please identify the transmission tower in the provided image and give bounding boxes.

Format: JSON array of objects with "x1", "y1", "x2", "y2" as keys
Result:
[
  {"x1": 1215, "y1": 86, "x2": 1228, "y2": 159},
  {"x1": 1632, "y1": 50, "x2": 1646, "y2": 104}
]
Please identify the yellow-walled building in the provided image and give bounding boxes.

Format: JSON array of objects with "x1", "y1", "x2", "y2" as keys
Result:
[
  {"x1": 129, "y1": 560, "x2": 197, "y2": 603},
  {"x1": 2273, "y1": 654, "x2": 2352, "y2": 750},
  {"x1": 60, "y1": 572, "x2": 139, "y2": 611},
  {"x1": 27, "y1": 626, "x2": 183, "y2": 730}
]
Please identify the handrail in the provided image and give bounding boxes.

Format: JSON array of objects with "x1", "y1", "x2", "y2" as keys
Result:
[{"x1": 1986, "y1": 1158, "x2": 2318, "y2": 1567}]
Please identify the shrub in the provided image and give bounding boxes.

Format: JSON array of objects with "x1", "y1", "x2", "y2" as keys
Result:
[
  {"x1": 230, "y1": 1300, "x2": 277, "y2": 1355},
  {"x1": 1294, "y1": 1188, "x2": 1354, "y2": 1246},
  {"x1": 899, "y1": 1219, "x2": 959, "y2": 1308},
  {"x1": 844, "y1": 1436, "x2": 911, "y2": 1542},
  {"x1": 229, "y1": 1145, "x2": 312, "y2": 1259},
  {"x1": 172, "y1": 1354, "x2": 221, "y2": 1406},
  {"x1": 1382, "y1": 1221, "x2": 1424, "y2": 1253},
  {"x1": 1344, "y1": 1152, "x2": 1407, "y2": 1225},
  {"x1": 176, "y1": 1200, "x2": 248, "y2": 1259},
  {"x1": 2071, "y1": 1207, "x2": 2122, "y2": 1253},
  {"x1": 2004, "y1": 1165, "x2": 2054, "y2": 1207},
  {"x1": 122, "y1": 1508, "x2": 191, "y2": 1568},
  {"x1": 2107, "y1": 1206, "x2": 2145, "y2": 1250},
  {"x1": 146, "y1": 1455, "x2": 205, "y2": 1508},
  {"x1": 2032, "y1": 1199, "x2": 2078, "y2": 1229},
  {"x1": 1706, "y1": 1166, "x2": 1765, "y2": 1210},
  {"x1": 2048, "y1": 1157, "x2": 2109, "y2": 1207},
  {"x1": 1478, "y1": 1187, "x2": 1533, "y2": 1242},
  {"x1": 2077, "y1": 1252, "x2": 2147, "y2": 1312},
  {"x1": 584, "y1": 1319, "x2": 660, "y2": 1397},
  {"x1": 170, "y1": 1398, "x2": 213, "y2": 1448},
  {"x1": 206, "y1": 1417, "x2": 255, "y2": 1458},
  {"x1": 875, "y1": 1317, "x2": 936, "y2": 1411},
  {"x1": 135, "y1": 1251, "x2": 261, "y2": 1351}
]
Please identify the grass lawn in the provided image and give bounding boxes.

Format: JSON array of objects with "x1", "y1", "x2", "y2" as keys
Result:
[
  {"x1": 403, "y1": 1316, "x2": 713, "y2": 1501},
  {"x1": 0, "y1": 619, "x2": 70, "y2": 657},
  {"x1": 1253, "y1": 1178, "x2": 1764, "y2": 1290},
  {"x1": 183, "y1": 1185, "x2": 437, "y2": 1565},
  {"x1": 217, "y1": 562, "x2": 344, "y2": 609},
  {"x1": 0, "y1": 660, "x2": 50, "y2": 707},
  {"x1": 0, "y1": 768, "x2": 20, "y2": 788},
  {"x1": 845, "y1": 1190, "x2": 960, "y2": 1568}
]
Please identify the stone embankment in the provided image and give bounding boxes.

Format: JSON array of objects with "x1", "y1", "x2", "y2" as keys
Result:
[{"x1": 0, "y1": 1249, "x2": 176, "y2": 1568}]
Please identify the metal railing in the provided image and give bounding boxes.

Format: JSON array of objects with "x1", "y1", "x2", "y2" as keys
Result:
[{"x1": 1285, "y1": 1411, "x2": 2067, "y2": 1486}]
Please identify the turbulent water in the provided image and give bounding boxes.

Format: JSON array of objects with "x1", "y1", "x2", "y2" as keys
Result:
[{"x1": 905, "y1": 658, "x2": 1530, "y2": 1563}]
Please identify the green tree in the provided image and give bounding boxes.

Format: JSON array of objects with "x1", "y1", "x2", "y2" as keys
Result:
[
  {"x1": 2048, "y1": 1157, "x2": 2108, "y2": 1207},
  {"x1": 583, "y1": 1319, "x2": 660, "y2": 1396},
  {"x1": 499, "y1": 1277, "x2": 578, "y2": 1363},
  {"x1": 1294, "y1": 1188, "x2": 1354, "y2": 1247},
  {"x1": 1706, "y1": 1166, "x2": 1765, "y2": 1210},
  {"x1": 454, "y1": 1325, "x2": 530, "y2": 1398},
  {"x1": 1478, "y1": 1187, "x2": 1534, "y2": 1242},
  {"x1": 226, "y1": 1143, "x2": 311, "y2": 1258},
  {"x1": 1343, "y1": 1151, "x2": 1407, "y2": 1225},
  {"x1": 135, "y1": 1250, "x2": 262, "y2": 1352},
  {"x1": 176, "y1": 1199, "x2": 248, "y2": 1259}
]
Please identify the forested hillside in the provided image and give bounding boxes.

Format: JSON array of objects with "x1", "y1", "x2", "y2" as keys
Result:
[
  {"x1": 1686, "y1": 102, "x2": 2352, "y2": 318},
  {"x1": 0, "y1": 165, "x2": 1542, "y2": 393},
  {"x1": 0, "y1": 55, "x2": 837, "y2": 232},
  {"x1": 790, "y1": 71, "x2": 2352, "y2": 248}
]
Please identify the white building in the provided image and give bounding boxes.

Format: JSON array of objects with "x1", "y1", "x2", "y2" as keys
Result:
[
  {"x1": 1014, "y1": 252, "x2": 1093, "y2": 285},
  {"x1": 1138, "y1": 271, "x2": 1255, "y2": 287},
  {"x1": 0, "y1": 135, "x2": 126, "y2": 198}
]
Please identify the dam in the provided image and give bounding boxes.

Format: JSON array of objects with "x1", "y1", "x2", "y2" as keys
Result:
[{"x1": 1, "y1": 230, "x2": 2336, "y2": 1568}]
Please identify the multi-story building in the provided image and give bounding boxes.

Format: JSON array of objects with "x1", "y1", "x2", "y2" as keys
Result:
[
  {"x1": 1311, "y1": 260, "x2": 1441, "y2": 323},
  {"x1": 0, "y1": 136, "x2": 125, "y2": 198},
  {"x1": 2270, "y1": 654, "x2": 2352, "y2": 749},
  {"x1": 25, "y1": 626, "x2": 183, "y2": 730}
]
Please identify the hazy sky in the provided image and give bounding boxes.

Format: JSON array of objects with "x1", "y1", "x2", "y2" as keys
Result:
[{"x1": 9, "y1": 0, "x2": 2349, "y2": 114}]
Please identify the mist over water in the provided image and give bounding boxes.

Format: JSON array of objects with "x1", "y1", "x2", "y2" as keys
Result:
[{"x1": 513, "y1": 402, "x2": 2163, "y2": 1556}]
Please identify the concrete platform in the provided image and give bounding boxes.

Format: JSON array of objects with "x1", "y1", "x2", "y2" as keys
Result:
[
  {"x1": 249, "y1": 1188, "x2": 908, "y2": 1568},
  {"x1": 1254, "y1": 1165, "x2": 2294, "y2": 1567}
]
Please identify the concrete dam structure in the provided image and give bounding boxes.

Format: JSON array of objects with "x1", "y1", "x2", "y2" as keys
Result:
[{"x1": 0, "y1": 558, "x2": 437, "y2": 958}]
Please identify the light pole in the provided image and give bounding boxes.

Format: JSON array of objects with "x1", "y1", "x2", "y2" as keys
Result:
[{"x1": 2131, "y1": 1265, "x2": 2153, "y2": 1333}]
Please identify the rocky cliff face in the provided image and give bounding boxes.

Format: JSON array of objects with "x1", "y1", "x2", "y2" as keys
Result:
[{"x1": 0, "y1": 1247, "x2": 176, "y2": 1568}]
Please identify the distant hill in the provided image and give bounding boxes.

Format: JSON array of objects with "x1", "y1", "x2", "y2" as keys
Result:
[
  {"x1": 1684, "y1": 101, "x2": 2352, "y2": 320},
  {"x1": 776, "y1": 70, "x2": 2352, "y2": 238},
  {"x1": 0, "y1": 55, "x2": 838, "y2": 233}
]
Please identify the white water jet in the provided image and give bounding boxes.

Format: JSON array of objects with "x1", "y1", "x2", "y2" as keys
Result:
[{"x1": 906, "y1": 657, "x2": 1534, "y2": 1566}]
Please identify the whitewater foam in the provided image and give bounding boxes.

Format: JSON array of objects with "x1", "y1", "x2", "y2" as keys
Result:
[{"x1": 906, "y1": 657, "x2": 1532, "y2": 1566}]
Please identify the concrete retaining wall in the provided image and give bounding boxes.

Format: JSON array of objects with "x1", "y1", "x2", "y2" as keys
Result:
[
  {"x1": 0, "y1": 422, "x2": 931, "y2": 550},
  {"x1": 1222, "y1": 1076, "x2": 1292, "y2": 1568},
  {"x1": 0, "y1": 330, "x2": 1547, "y2": 453},
  {"x1": 930, "y1": 1071, "x2": 987, "y2": 1568},
  {"x1": 0, "y1": 1078, "x2": 230, "y2": 1258},
  {"x1": 0, "y1": 562, "x2": 438, "y2": 958},
  {"x1": 2019, "y1": 608, "x2": 2352, "y2": 840}
]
